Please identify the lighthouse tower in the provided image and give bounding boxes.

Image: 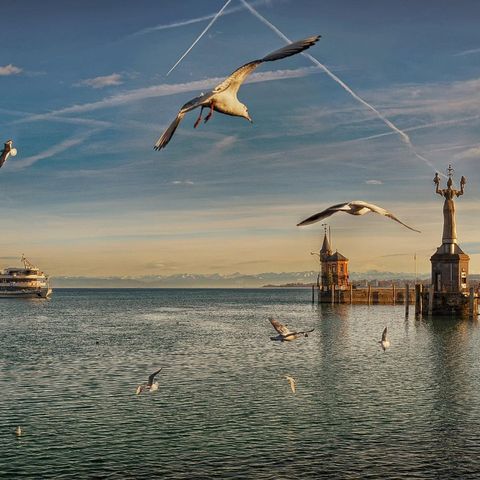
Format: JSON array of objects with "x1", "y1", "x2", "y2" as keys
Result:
[{"x1": 319, "y1": 226, "x2": 349, "y2": 290}]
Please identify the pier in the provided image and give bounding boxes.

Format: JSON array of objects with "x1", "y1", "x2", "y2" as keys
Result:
[{"x1": 310, "y1": 165, "x2": 478, "y2": 318}]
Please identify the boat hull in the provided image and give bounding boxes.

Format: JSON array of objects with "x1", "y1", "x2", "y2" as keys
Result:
[{"x1": 0, "y1": 288, "x2": 52, "y2": 299}]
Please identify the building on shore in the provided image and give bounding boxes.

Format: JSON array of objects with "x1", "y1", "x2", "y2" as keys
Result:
[
  {"x1": 315, "y1": 228, "x2": 412, "y2": 305},
  {"x1": 318, "y1": 228, "x2": 349, "y2": 290}
]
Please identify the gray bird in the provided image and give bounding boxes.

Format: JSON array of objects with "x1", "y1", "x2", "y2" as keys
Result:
[
  {"x1": 285, "y1": 375, "x2": 297, "y2": 394},
  {"x1": 136, "y1": 368, "x2": 162, "y2": 395},
  {"x1": 269, "y1": 317, "x2": 314, "y2": 342},
  {"x1": 297, "y1": 200, "x2": 420, "y2": 233},
  {"x1": 154, "y1": 35, "x2": 321, "y2": 150},
  {"x1": 379, "y1": 327, "x2": 390, "y2": 352}
]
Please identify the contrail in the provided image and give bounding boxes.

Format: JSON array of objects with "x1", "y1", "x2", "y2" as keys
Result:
[
  {"x1": 240, "y1": 0, "x2": 439, "y2": 173},
  {"x1": 166, "y1": 0, "x2": 232, "y2": 76}
]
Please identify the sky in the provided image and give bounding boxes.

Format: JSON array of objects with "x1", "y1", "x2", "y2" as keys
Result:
[{"x1": 1, "y1": 0, "x2": 480, "y2": 279}]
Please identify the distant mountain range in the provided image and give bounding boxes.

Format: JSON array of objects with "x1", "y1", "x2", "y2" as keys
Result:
[{"x1": 51, "y1": 270, "x2": 431, "y2": 288}]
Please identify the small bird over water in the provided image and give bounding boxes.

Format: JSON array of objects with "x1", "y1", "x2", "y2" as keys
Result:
[
  {"x1": 136, "y1": 368, "x2": 162, "y2": 395},
  {"x1": 285, "y1": 375, "x2": 297, "y2": 394},
  {"x1": 153, "y1": 35, "x2": 321, "y2": 150},
  {"x1": 15, "y1": 426, "x2": 22, "y2": 437},
  {"x1": 0, "y1": 140, "x2": 17, "y2": 168},
  {"x1": 269, "y1": 317, "x2": 314, "y2": 342},
  {"x1": 379, "y1": 327, "x2": 390, "y2": 352},
  {"x1": 297, "y1": 200, "x2": 420, "y2": 233}
]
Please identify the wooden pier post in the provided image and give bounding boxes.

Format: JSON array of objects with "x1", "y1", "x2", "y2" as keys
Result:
[
  {"x1": 331, "y1": 285, "x2": 335, "y2": 304},
  {"x1": 367, "y1": 285, "x2": 371, "y2": 305},
  {"x1": 415, "y1": 284, "x2": 422, "y2": 318},
  {"x1": 311, "y1": 285, "x2": 315, "y2": 304},
  {"x1": 392, "y1": 283, "x2": 396, "y2": 305},
  {"x1": 350, "y1": 284, "x2": 353, "y2": 304},
  {"x1": 469, "y1": 287, "x2": 475, "y2": 318},
  {"x1": 405, "y1": 284, "x2": 409, "y2": 317},
  {"x1": 428, "y1": 285, "x2": 434, "y2": 316}
]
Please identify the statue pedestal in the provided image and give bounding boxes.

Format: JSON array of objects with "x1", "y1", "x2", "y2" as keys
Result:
[{"x1": 430, "y1": 243, "x2": 469, "y2": 294}]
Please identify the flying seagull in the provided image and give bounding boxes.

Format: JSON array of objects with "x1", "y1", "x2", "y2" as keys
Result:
[
  {"x1": 379, "y1": 327, "x2": 390, "y2": 352},
  {"x1": 297, "y1": 200, "x2": 420, "y2": 233},
  {"x1": 0, "y1": 140, "x2": 17, "y2": 168},
  {"x1": 136, "y1": 367, "x2": 162, "y2": 395},
  {"x1": 15, "y1": 426, "x2": 22, "y2": 437},
  {"x1": 269, "y1": 317, "x2": 314, "y2": 342},
  {"x1": 285, "y1": 375, "x2": 297, "y2": 394},
  {"x1": 153, "y1": 35, "x2": 321, "y2": 150}
]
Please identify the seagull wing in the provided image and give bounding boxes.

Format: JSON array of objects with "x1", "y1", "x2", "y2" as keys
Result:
[
  {"x1": 351, "y1": 201, "x2": 421, "y2": 233},
  {"x1": 295, "y1": 328, "x2": 315, "y2": 335},
  {"x1": 381, "y1": 327, "x2": 388, "y2": 342},
  {"x1": 269, "y1": 317, "x2": 291, "y2": 336},
  {"x1": 285, "y1": 375, "x2": 296, "y2": 393},
  {"x1": 213, "y1": 35, "x2": 321, "y2": 96},
  {"x1": 153, "y1": 94, "x2": 212, "y2": 150},
  {"x1": 296, "y1": 202, "x2": 350, "y2": 226},
  {"x1": 0, "y1": 143, "x2": 11, "y2": 168},
  {"x1": 147, "y1": 368, "x2": 162, "y2": 386}
]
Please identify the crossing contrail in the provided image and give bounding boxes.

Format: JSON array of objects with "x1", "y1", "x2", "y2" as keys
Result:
[
  {"x1": 240, "y1": 0, "x2": 439, "y2": 173},
  {"x1": 166, "y1": 0, "x2": 233, "y2": 76}
]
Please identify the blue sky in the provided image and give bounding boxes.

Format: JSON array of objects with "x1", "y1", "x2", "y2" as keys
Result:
[{"x1": 1, "y1": 0, "x2": 480, "y2": 277}]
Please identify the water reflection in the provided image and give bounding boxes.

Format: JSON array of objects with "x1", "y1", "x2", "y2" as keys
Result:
[
  {"x1": 422, "y1": 317, "x2": 479, "y2": 477},
  {"x1": 3, "y1": 290, "x2": 480, "y2": 478}
]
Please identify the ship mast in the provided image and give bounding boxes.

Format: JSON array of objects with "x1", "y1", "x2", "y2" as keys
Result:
[{"x1": 21, "y1": 254, "x2": 35, "y2": 269}]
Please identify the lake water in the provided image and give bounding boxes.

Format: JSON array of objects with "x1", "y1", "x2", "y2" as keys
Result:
[{"x1": 1, "y1": 288, "x2": 480, "y2": 479}]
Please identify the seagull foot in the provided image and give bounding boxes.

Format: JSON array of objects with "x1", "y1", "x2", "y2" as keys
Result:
[
  {"x1": 193, "y1": 117, "x2": 202, "y2": 128},
  {"x1": 204, "y1": 112, "x2": 213, "y2": 124}
]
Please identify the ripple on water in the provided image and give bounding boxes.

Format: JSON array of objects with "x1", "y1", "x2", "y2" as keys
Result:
[{"x1": 2, "y1": 289, "x2": 480, "y2": 478}]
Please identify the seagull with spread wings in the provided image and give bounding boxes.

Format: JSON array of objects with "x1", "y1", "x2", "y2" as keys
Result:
[
  {"x1": 379, "y1": 327, "x2": 390, "y2": 352},
  {"x1": 269, "y1": 317, "x2": 314, "y2": 342},
  {"x1": 154, "y1": 35, "x2": 320, "y2": 150},
  {"x1": 297, "y1": 200, "x2": 420, "y2": 233},
  {"x1": 136, "y1": 368, "x2": 162, "y2": 395},
  {"x1": 0, "y1": 140, "x2": 17, "y2": 168}
]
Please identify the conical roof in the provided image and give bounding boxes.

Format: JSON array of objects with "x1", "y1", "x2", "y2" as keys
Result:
[{"x1": 320, "y1": 233, "x2": 332, "y2": 255}]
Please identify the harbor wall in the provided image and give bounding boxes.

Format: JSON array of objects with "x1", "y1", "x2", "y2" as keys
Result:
[{"x1": 316, "y1": 286, "x2": 414, "y2": 304}]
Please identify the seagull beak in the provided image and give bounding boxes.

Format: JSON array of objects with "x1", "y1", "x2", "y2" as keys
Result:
[{"x1": 245, "y1": 114, "x2": 253, "y2": 124}]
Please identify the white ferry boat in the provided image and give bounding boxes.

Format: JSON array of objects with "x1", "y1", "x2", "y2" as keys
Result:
[{"x1": 0, "y1": 255, "x2": 52, "y2": 298}]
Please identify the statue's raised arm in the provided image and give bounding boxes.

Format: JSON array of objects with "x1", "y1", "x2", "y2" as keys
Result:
[
  {"x1": 458, "y1": 176, "x2": 466, "y2": 197},
  {"x1": 433, "y1": 172, "x2": 443, "y2": 196}
]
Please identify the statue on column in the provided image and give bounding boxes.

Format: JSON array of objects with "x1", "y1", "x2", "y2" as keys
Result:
[
  {"x1": 433, "y1": 165, "x2": 466, "y2": 245},
  {"x1": 0, "y1": 140, "x2": 17, "y2": 168}
]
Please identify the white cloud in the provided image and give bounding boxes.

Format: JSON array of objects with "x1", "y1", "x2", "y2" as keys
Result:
[
  {"x1": 0, "y1": 64, "x2": 22, "y2": 76},
  {"x1": 11, "y1": 131, "x2": 97, "y2": 169},
  {"x1": 365, "y1": 179, "x2": 383, "y2": 185},
  {"x1": 454, "y1": 146, "x2": 480, "y2": 161},
  {"x1": 128, "y1": 0, "x2": 269, "y2": 37},
  {"x1": 15, "y1": 66, "x2": 322, "y2": 124},
  {"x1": 454, "y1": 47, "x2": 480, "y2": 57},
  {"x1": 75, "y1": 73, "x2": 123, "y2": 89},
  {"x1": 171, "y1": 180, "x2": 195, "y2": 185},
  {"x1": 211, "y1": 135, "x2": 237, "y2": 154}
]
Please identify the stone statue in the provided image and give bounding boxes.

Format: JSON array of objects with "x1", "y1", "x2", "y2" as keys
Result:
[{"x1": 433, "y1": 166, "x2": 466, "y2": 245}]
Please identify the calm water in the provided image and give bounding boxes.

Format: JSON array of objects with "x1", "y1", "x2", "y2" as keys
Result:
[{"x1": 2, "y1": 288, "x2": 480, "y2": 479}]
